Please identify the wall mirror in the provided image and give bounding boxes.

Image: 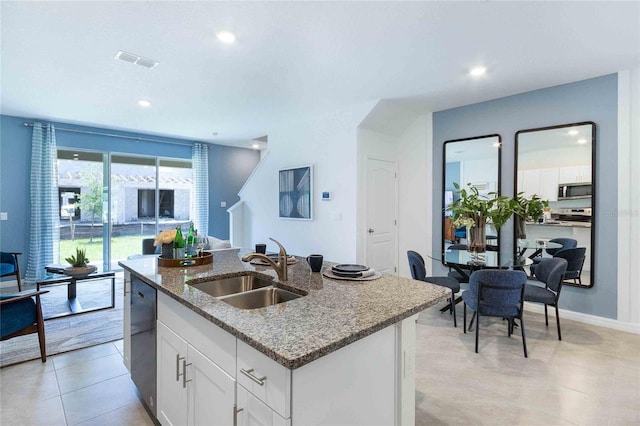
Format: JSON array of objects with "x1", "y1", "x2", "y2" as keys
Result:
[
  {"x1": 442, "y1": 134, "x2": 501, "y2": 262},
  {"x1": 515, "y1": 122, "x2": 595, "y2": 288}
]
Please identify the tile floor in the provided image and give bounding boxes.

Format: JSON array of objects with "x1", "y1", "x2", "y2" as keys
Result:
[{"x1": 1, "y1": 305, "x2": 639, "y2": 425}]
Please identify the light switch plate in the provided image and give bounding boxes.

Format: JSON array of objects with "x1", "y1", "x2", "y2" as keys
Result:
[
  {"x1": 220, "y1": 201, "x2": 227, "y2": 208},
  {"x1": 0, "y1": 212, "x2": 7, "y2": 221}
]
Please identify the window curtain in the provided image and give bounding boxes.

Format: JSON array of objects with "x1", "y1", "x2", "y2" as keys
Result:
[
  {"x1": 191, "y1": 143, "x2": 209, "y2": 236},
  {"x1": 25, "y1": 123, "x2": 60, "y2": 284}
]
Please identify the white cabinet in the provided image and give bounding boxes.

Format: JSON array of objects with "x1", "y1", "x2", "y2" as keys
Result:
[
  {"x1": 236, "y1": 384, "x2": 289, "y2": 426},
  {"x1": 157, "y1": 321, "x2": 236, "y2": 426},
  {"x1": 558, "y1": 165, "x2": 592, "y2": 183},
  {"x1": 539, "y1": 168, "x2": 559, "y2": 201},
  {"x1": 123, "y1": 270, "x2": 131, "y2": 370}
]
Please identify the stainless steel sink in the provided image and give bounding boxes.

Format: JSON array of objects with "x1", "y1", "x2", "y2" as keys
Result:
[
  {"x1": 189, "y1": 274, "x2": 273, "y2": 298},
  {"x1": 220, "y1": 287, "x2": 303, "y2": 310}
]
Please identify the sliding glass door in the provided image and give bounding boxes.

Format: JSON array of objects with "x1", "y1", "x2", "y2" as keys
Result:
[{"x1": 57, "y1": 150, "x2": 192, "y2": 271}]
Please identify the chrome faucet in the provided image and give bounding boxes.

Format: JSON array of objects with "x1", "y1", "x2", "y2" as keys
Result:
[{"x1": 241, "y1": 238, "x2": 288, "y2": 282}]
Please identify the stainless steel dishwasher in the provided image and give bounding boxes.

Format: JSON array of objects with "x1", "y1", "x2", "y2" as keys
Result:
[{"x1": 130, "y1": 275, "x2": 157, "y2": 416}]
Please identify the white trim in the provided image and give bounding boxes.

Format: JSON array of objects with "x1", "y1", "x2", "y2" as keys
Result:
[{"x1": 524, "y1": 303, "x2": 640, "y2": 335}]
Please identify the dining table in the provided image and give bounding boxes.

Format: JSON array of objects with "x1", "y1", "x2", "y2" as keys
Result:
[{"x1": 516, "y1": 238, "x2": 563, "y2": 258}]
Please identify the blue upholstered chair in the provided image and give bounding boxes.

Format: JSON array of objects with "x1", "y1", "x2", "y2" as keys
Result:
[
  {"x1": 524, "y1": 257, "x2": 568, "y2": 340},
  {"x1": 0, "y1": 289, "x2": 49, "y2": 362},
  {"x1": 142, "y1": 238, "x2": 160, "y2": 255},
  {"x1": 530, "y1": 247, "x2": 586, "y2": 285},
  {"x1": 530, "y1": 238, "x2": 577, "y2": 265},
  {"x1": 1, "y1": 251, "x2": 22, "y2": 291},
  {"x1": 445, "y1": 244, "x2": 470, "y2": 283},
  {"x1": 462, "y1": 269, "x2": 528, "y2": 357},
  {"x1": 407, "y1": 250, "x2": 461, "y2": 327}
]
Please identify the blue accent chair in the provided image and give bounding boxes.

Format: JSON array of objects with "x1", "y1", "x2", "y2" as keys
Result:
[
  {"x1": 462, "y1": 269, "x2": 528, "y2": 357},
  {"x1": 524, "y1": 257, "x2": 568, "y2": 340},
  {"x1": 407, "y1": 250, "x2": 460, "y2": 327},
  {"x1": 0, "y1": 289, "x2": 49, "y2": 362},
  {"x1": 1, "y1": 251, "x2": 22, "y2": 291},
  {"x1": 142, "y1": 238, "x2": 160, "y2": 255}
]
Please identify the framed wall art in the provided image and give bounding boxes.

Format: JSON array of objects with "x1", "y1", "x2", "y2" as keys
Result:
[{"x1": 279, "y1": 165, "x2": 312, "y2": 220}]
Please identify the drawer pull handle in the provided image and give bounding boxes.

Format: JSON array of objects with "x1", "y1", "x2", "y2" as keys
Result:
[
  {"x1": 240, "y1": 368, "x2": 267, "y2": 386},
  {"x1": 176, "y1": 355, "x2": 184, "y2": 382}
]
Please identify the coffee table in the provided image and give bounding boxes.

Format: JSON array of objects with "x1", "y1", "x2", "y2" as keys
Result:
[{"x1": 37, "y1": 265, "x2": 115, "y2": 320}]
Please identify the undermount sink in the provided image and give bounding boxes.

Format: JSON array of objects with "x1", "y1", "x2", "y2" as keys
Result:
[
  {"x1": 188, "y1": 274, "x2": 273, "y2": 298},
  {"x1": 220, "y1": 287, "x2": 303, "y2": 310}
]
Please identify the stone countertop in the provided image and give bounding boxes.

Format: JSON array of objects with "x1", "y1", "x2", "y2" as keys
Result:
[
  {"x1": 118, "y1": 249, "x2": 449, "y2": 370},
  {"x1": 527, "y1": 221, "x2": 591, "y2": 228}
]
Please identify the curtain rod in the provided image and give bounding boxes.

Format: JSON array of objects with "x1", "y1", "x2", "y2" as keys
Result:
[{"x1": 22, "y1": 122, "x2": 208, "y2": 147}]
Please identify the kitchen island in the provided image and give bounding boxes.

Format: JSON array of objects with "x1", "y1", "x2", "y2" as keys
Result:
[{"x1": 119, "y1": 249, "x2": 449, "y2": 426}]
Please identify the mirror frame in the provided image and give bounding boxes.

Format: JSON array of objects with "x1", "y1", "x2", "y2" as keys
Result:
[
  {"x1": 442, "y1": 134, "x2": 502, "y2": 266},
  {"x1": 514, "y1": 121, "x2": 596, "y2": 288}
]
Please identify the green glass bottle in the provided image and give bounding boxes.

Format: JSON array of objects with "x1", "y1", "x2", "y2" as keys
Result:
[
  {"x1": 173, "y1": 225, "x2": 185, "y2": 259},
  {"x1": 186, "y1": 222, "x2": 196, "y2": 256}
]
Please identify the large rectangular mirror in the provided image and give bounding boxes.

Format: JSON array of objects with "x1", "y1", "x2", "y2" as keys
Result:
[
  {"x1": 515, "y1": 122, "x2": 595, "y2": 288},
  {"x1": 442, "y1": 134, "x2": 501, "y2": 262}
]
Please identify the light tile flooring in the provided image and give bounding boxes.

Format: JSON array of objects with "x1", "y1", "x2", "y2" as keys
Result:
[{"x1": 1, "y1": 306, "x2": 639, "y2": 425}]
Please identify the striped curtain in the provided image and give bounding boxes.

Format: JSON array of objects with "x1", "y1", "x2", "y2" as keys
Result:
[
  {"x1": 191, "y1": 143, "x2": 209, "y2": 236},
  {"x1": 25, "y1": 123, "x2": 60, "y2": 284}
]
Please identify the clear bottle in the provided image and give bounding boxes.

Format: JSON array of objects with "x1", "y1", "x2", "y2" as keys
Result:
[
  {"x1": 174, "y1": 225, "x2": 185, "y2": 259},
  {"x1": 186, "y1": 222, "x2": 196, "y2": 257}
]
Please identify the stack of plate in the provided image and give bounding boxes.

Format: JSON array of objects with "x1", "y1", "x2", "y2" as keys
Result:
[{"x1": 330, "y1": 264, "x2": 374, "y2": 278}]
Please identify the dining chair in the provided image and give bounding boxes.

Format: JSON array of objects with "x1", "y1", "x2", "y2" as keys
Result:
[
  {"x1": 0, "y1": 289, "x2": 49, "y2": 362},
  {"x1": 462, "y1": 269, "x2": 528, "y2": 357},
  {"x1": 407, "y1": 250, "x2": 460, "y2": 327},
  {"x1": 1, "y1": 251, "x2": 22, "y2": 291},
  {"x1": 445, "y1": 244, "x2": 470, "y2": 283},
  {"x1": 524, "y1": 257, "x2": 568, "y2": 340},
  {"x1": 531, "y1": 247, "x2": 586, "y2": 285},
  {"x1": 530, "y1": 238, "x2": 577, "y2": 265}
]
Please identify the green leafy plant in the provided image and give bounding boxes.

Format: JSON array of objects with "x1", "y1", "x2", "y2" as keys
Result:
[
  {"x1": 514, "y1": 192, "x2": 549, "y2": 222},
  {"x1": 65, "y1": 247, "x2": 90, "y2": 267},
  {"x1": 447, "y1": 183, "x2": 518, "y2": 230}
]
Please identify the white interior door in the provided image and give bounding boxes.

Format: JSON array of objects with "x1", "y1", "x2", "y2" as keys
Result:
[{"x1": 365, "y1": 158, "x2": 398, "y2": 274}]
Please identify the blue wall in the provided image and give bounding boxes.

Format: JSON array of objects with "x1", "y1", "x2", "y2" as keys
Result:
[
  {"x1": 0, "y1": 115, "x2": 260, "y2": 267},
  {"x1": 432, "y1": 74, "x2": 618, "y2": 319}
]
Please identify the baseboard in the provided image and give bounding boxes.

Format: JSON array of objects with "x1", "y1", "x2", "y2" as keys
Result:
[
  {"x1": 0, "y1": 279, "x2": 19, "y2": 289},
  {"x1": 524, "y1": 303, "x2": 640, "y2": 335}
]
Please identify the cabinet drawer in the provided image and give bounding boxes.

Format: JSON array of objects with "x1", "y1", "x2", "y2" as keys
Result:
[
  {"x1": 237, "y1": 340, "x2": 291, "y2": 419},
  {"x1": 158, "y1": 292, "x2": 236, "y2": 377}
]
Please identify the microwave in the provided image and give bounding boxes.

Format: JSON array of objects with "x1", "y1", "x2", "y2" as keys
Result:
[{"x1": 558, "y1": 182, "x2": 592, "y2": 200}]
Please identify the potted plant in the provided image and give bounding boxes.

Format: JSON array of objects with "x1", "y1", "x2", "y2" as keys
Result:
[
  {"x1": 64, "y1": 247, "x2": 97, "y2": 278},
  {"x1": 448, "y1": 183, "x2": 517, "y2": 253},
  {"x1": 514, "y1": 192, "x2": 549, "y2": 239}
]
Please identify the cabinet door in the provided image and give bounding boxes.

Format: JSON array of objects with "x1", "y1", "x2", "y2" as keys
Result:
[
  {"x1": 157, "y1": 321, "x2": 189, "y2": 426},
  {"x1": 539, "y1": 168, "x2": 559, "y2": 201},
  {"x1": 236, "y1": 385, "x2": 289, "y2": 426},
  {"x1": 187, "y1": 345, "x2": 236, "y2": 426},
  {"x1": 521, "y1": 169, "x2": 541, "y2": 198},
  {"x1": 123, "y1": 271, "x2": 131, "y2": 370},
  {"x1": 558, "y1": 166, "x2": 580, "y2": 183}
]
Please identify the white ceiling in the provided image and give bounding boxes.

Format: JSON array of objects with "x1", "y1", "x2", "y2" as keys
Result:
[{"x1": 1, "y1": 1, "x2": 639, "y2": 149}]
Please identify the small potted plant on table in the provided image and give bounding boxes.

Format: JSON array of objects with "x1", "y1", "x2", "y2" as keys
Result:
[{"x1": 64, "y1": 247, "x2": 97, "y2": 278}]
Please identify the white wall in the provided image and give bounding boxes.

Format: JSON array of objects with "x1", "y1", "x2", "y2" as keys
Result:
[
  {"x1": 617, "y1": 67, "x2": 640, "y2": 331},
  {"x1": 237, "y1": 102, "x2": 375, "y2": 262}
]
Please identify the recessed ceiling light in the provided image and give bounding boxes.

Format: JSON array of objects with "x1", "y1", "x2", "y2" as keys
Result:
[
  {"x1": 137, "y1": 99, "x2": 151, "y2": 107},
  {"x1": 216, "y1": 31, "x2": 236, "y2": 44},
  {"x1": 469, "y1": 66, "x2": 487, "y2": 77},
  {"x1": 577, "y1": 138, "x2": 588, "y2": 144},
  {"x1": 492, "y1": 142, "x2": 501, "y2": 147},
  {"x1": 568, "y1": 129, "x2": 579, "y2": 136},
  {"x1": 251, "y1": 144, "x2": 260, "y2": 149},
  {"x1": 212, "y1": 132, "x2": 219, "y2": 137},
  {"x1": 73, "y1": 153, "x2": 79, "y2": 157}
]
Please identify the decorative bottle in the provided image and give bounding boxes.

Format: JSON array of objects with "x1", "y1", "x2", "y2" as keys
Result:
[
  {"x1": 174, "y1": 225, "x2": 185, "y2": 259},
  {"x1": 186, "y1": 222, "x2": 196, "y2": 257}
]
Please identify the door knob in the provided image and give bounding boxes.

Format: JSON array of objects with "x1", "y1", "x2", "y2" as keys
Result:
[{"x1": 368, "y1": 228, "x2": 374, "y2": 233}]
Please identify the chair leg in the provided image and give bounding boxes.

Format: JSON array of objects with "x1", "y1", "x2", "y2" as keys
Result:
[
  {"x1": 520, "y1": 316, "x2": 528, "y2": 358},
  {"x1": 35, "y1": 295, "x2": 47, "y2": 362},
  {"x1": 450, "y1": 290, "x2": 457, "y2": 328},
  {"x1": 463, "y1": 304, "x2": 467, "y2": 334},
  {"x1": 468, "y1": 312, "x2": 476, "y2": 331},
  {"x1": 508, "y1": 319, "x2": 512, "y2": 337},
  {"x1": 555, "y1": 304, "x2": 562, "y2": 341},
  {"x1": 475, "y1": 313, "x2": 480, "y2": 353},
  {"x1": 544, "y1": 304, "x2": 549, "y2": 326}
]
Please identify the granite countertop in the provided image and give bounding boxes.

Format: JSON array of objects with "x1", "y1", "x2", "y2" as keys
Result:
[
  {"x1": 118, "y1": 249, "x2": 449, "y2": 370},
  {"x1": 527, "y1": 221, "x2": 591, "y2": 228}
]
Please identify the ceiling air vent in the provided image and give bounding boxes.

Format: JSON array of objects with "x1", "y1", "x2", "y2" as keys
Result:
[{"x1": 114, "y1": 51, "x2": 159, "y2": 69}]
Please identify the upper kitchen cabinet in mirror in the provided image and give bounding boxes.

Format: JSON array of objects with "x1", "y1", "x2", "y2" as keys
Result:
[
  {"x1": 515, "y1": 122, "x2": 595, "y2": 288},
  {"x1": 442, "y1": 134, "x2": 501, "y2": 260}
]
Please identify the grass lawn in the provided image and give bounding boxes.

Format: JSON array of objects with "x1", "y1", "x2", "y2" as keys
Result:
[{"x1": 60, "y1": 235, "x2": 152, "y2": 264}]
